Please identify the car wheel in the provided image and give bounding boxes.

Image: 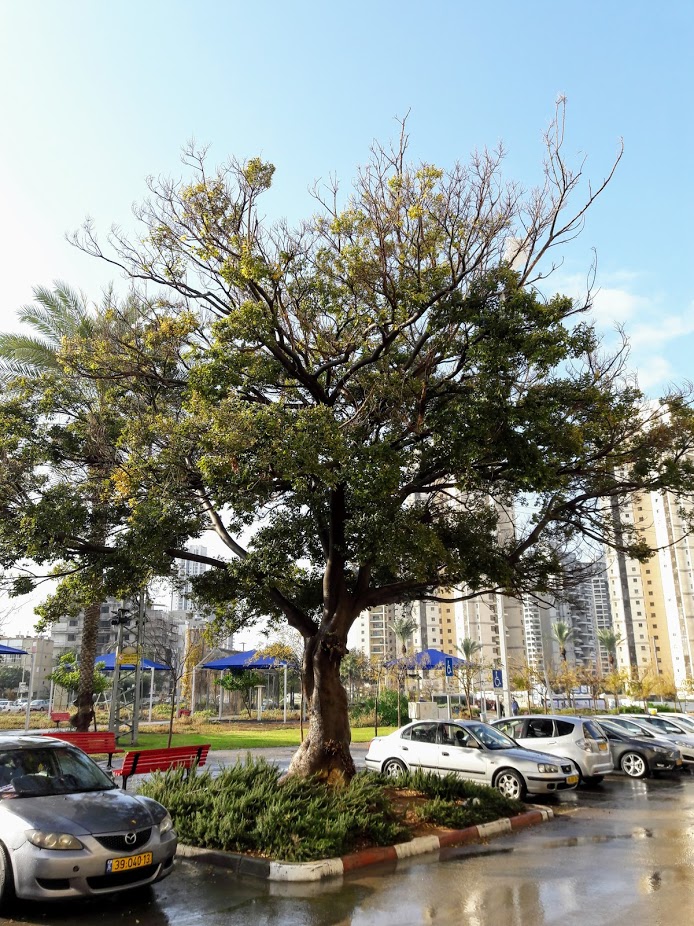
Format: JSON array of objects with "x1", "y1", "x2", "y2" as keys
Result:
[
  {"x1": 620, "y1": 752, "x2": 649, "y2": 778},
  {"x1": 0, "y1": 842, "x2": 15, "y2": 905},
  {"x1": 382, "y1": 758, "x2": 407, "y2": 778},
  {"x1": 494, "y1": 769, "x2": 526, "y2": 801}
]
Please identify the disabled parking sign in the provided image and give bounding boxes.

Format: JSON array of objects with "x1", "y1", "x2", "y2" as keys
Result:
[{"x1": 492, "y1": 668, "x2": 503, "y2": 689}]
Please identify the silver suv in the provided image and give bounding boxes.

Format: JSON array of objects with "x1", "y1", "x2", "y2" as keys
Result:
[{"x1": 492, "y1": 715, "x2": 613, "y2": 782}]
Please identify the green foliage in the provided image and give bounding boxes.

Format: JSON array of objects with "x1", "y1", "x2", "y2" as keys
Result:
[
  {"x1": 139, "y1": 757, "x2": 408, "y2": 861},
  {"x1": 49, "y1": 652, "x2": 110, "y2": 696},
  {"x1": 350, "y1": 688, "x2": 408, "y2": 727},
  {"x1": 0, "y1": 667, "x2": 22, "y2": 691},
  {"x1": 2, "y1": 119, "x2": 694, "y2": 776},
  {"x1": 218, "y1": 670, "x2": 265, "y2": 716},
  {"x1": 138, "y1": 758, "x2": 521, "y2": 860}
]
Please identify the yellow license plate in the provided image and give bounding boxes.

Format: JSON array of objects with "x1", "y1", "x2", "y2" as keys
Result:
[
  {"x1": 106, "y1": 851, "x2": 153, "y2": 874},
  {"x1": 567, "y1": 774, "x2": 579, "y2": 785}
]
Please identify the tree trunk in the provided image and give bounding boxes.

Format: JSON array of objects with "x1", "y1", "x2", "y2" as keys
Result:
[
  {"x1": 73, "y1": 601, "x2": 100, "y2": 732},
  {"x1": 285, "y1": 632, "x2": 355, "y2": 784}
]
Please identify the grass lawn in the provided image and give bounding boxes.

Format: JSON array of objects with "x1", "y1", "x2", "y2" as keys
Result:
[{"x1": 128, "y1": 723, "x2": 394, "y2": 751}]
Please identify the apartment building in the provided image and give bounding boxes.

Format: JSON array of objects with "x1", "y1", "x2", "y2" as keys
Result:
[
  {"x1": 605, "y1": 490, "x2": 694, "y2": 688},
  {"x1": 0, "y1": 635, "x2": 54, "y2": 699}
]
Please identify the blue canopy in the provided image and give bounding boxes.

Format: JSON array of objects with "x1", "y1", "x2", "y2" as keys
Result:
[
  {"x1": 94, "y1": 653, "x2": 171, "y2": 671},
  {"x1": 0, "y1": 643, "x2": 28, "y2": 656},
  {"x1": 385, "y1": 648, "x2": 465, "y2": 669},
  {"x1": 202, "y1": 649, "x2": 294, "y2": 671}
]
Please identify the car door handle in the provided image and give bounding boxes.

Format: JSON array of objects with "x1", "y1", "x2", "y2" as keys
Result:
[
  {"x1": 441, "y1": 751, "x2": 450, "y2": 756},
  {"x1": 402, "y1": 746, "x2": 408, "y2": 751}
]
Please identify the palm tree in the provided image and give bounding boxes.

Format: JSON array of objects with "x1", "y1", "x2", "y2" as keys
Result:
[
  {"x1": 551, "y1": 620, "x2": 575, "y2": 662},
  {"x1": 596, "y1": 628, "x2": 623, "y2": 670},
  {"x1": 390, "y1": 610, "x2": 418, "y2": 727},
  {"x1": 597, "y1": 628, "x2": 624, "y2": 712},
  {"x1": 0, "y1": 282, "x2": 95, "y2": 381},
  {"x1": 456, "y1": 637, "x2": 482, "y2": 718},
  {"x1": 0, "y1": 283, "x2": 107, "y2": 732}
]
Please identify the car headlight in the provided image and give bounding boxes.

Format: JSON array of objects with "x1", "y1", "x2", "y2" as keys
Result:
[
  {"x1": 27, "y1": 830, "x2": 83, "y2": 850},
  {"x1": 674, "y1": 740, "x2": 690, "y2": 747},
  {"x1": 537, "y1": 763, "x2": 559, "y2": 774},
  {"x1": 159, "y1": 813, "x2": 174, "y2": 835},
  {"x1": 652, "y1": 746, "x2": 669, "y2": 754}
]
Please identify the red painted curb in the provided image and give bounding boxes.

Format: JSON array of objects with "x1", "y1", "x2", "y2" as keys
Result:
[
  {"x1": 510, "y1": 810, "x2": 544, "y2": 830},
  {"x1": 340, "y1": 809, "x2": 550, "y2": 869},
  {"x1": 342, "y1": 845, "x2": 398, "y2": 872},
  {"x1": 437, "y1": 826, "x2": 482, "y2": 848}
]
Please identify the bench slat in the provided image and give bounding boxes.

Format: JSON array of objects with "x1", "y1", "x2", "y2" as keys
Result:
[
  {"x1": 113, "y1": 745, "x2": 210, "y2": 789},
  {"x1": 40, "y1": 731, "x2": 122, "y2": 767}
]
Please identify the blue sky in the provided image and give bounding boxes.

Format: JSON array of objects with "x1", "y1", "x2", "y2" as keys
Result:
[
  {"x1": 0, "y1": 1, "x2": 692, "y2": 633},
  {"x1": 1, "y1": 1, "x2": 692, "y2": 390}
]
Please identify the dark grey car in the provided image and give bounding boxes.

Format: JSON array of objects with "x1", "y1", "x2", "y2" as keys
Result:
[
  {"x1": 0, "y1": 735, "x2": 176, "y2": 902},
  {"x1": 595, "y1": 719, "x2": 683, "y2": 778}
]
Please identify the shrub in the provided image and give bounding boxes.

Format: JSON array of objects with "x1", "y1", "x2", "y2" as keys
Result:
[
  {"x1": 139, "y1": 760, "x2": 522, "y2": 861},
  {"x1": 350, "y1": 689, "x2": 408, "y2": 727}
]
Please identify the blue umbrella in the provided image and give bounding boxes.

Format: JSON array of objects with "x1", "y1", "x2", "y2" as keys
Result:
[
  {"x1": 0, "y1": 643, "x2": 28, "y2": 655},
  {"x1": 202, "y1": 649, "x2": 295, "y2": 671},
  {"x1": 94, "y1": 653, "x2": 171, "y2": 671},
  {"x1": 385, "y1": 648, "x2": 465, "y2": 669}
]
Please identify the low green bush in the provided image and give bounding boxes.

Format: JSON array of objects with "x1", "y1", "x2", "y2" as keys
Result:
[
  {"x1": 350, "y1": 689, "x2": 408, "y2": 727},
  {"x1": 139, "y1": 759, "x2": 522, "y2": 862}
]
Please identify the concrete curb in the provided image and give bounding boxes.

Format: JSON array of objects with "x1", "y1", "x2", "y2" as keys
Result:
[{"x1": 176, "y1": 807, "x2": 554, "y2": 882}]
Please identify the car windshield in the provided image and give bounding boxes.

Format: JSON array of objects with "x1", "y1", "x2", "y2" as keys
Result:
[
  {"x1": 0, "y1": 747, "x2": 116, "y2": 798},
  {"x1": 611, "y1": 718, "x2": 652, "y2": 736},
  {"x1": 463, "y1": 723, "x2": 517, "y2": 750},
  {"x1": 671, "y1": 715, "x2": 694, "y2": 732}
]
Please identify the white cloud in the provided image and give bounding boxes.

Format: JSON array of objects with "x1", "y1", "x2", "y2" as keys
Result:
[
  {"x1": 632, "y1": 355, "x2": 675, "y2": 391},
  {"x1": 590, "y1": 287, "x2": 651, "y2": 326},
  {"x1": 629, "y1": 314, "x2": 694, "y2": 348}
]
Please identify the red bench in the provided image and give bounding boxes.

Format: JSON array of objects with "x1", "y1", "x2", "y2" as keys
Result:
[
  {"x1": 41, "y1": 731, "x2": 122, "y2": 767},
  {"x1": 113, "y1": 744, "x2": 211, "y2": 790},
  {"x1": 49, "y1": 712, "x2": 71, "y2": 728}
]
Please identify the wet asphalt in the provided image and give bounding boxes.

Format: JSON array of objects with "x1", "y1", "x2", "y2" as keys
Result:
[{"x1": 2, "y1": 754, "x2": 694, "y2": 925}]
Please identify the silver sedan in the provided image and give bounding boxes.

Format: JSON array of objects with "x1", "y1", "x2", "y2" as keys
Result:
[
  {"x1": 0, "y1": 734, "x2": 177, "y2": 903},
  {"x1": 365, "y1": 719, "x2": 579, "y2": 800}
]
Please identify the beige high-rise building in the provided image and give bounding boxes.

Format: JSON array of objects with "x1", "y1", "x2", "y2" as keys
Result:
[{"x1": 606, "y1": 489, "x2": 694, "y2": 688}]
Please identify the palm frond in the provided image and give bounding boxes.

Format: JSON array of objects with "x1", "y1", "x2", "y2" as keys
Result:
[{"x1": 0, "y1": 333, "x2": 61, "y2": 374}]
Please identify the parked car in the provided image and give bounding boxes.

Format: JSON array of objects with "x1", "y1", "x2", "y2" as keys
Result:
[
  {"x1": 595, "y1": 715, "x2": 694, "y2": 767},
  {"x1": 29, "y1": 700, "x2": 50, "y2": 713},
  {"x1": 492, "y1": 715, "x2": 613, "y2": 783},
  {"x1": 5, "y1": 701, "x2": 28, "y2": 714},
  {"x1": 0, "y1": 702, "x2": 10, "y2": 712},
  {"x1": 618, "y1": 715, "x2": 694, "y2": 767},
  {"x1": 594, "y1": 718, "x2": 683, "y2": 778},
  {"x1": 365, "y1": 719, "x2": 579, "y2": 800},
  {"x1": 646, "y1": 712, "x2": 694, "y2": 734},
  {"x1": 0, "y1": 734, "x2": 176, "y2": 902}
]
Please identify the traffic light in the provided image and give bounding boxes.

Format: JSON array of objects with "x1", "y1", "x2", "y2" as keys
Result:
[{"x1": 111, "y1": 608, "x2": 132, "y2": 627}]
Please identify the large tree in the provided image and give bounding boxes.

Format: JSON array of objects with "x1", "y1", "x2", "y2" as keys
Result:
[
  {"x1": 3, "y1": 106, "x2": 694, "y2": 782},
  {"x1": 0, "y1": 284, "x2": 129, "y2": 731}
]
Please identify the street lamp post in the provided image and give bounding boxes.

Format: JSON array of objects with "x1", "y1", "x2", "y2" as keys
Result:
[
  {"x1": 131, "y1": 592, "x2": 146, "y2": 745},
  {"x1": 23, "y1": 644, "x2": 37, "y2": 733},
  {"x1": 495, "y1": 593, "x2": 512, "y2": 717}
]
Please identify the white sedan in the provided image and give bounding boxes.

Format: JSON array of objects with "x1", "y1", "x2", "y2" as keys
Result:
[{"x1": 365, "y1": 719, "x2": 579, "y2": 800}]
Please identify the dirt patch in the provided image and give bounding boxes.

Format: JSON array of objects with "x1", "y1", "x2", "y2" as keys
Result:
[{"x1": 383, "y1": 787, "x2": 466, "y2": 838}]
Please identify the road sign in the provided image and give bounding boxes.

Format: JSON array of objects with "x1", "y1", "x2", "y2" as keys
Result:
[
  {"x1": 492, "y1": 668, "x2": 503, "y2": 689},
  {"x1": 445, "y1": 657, "x2": 454, "y2": 677}
]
